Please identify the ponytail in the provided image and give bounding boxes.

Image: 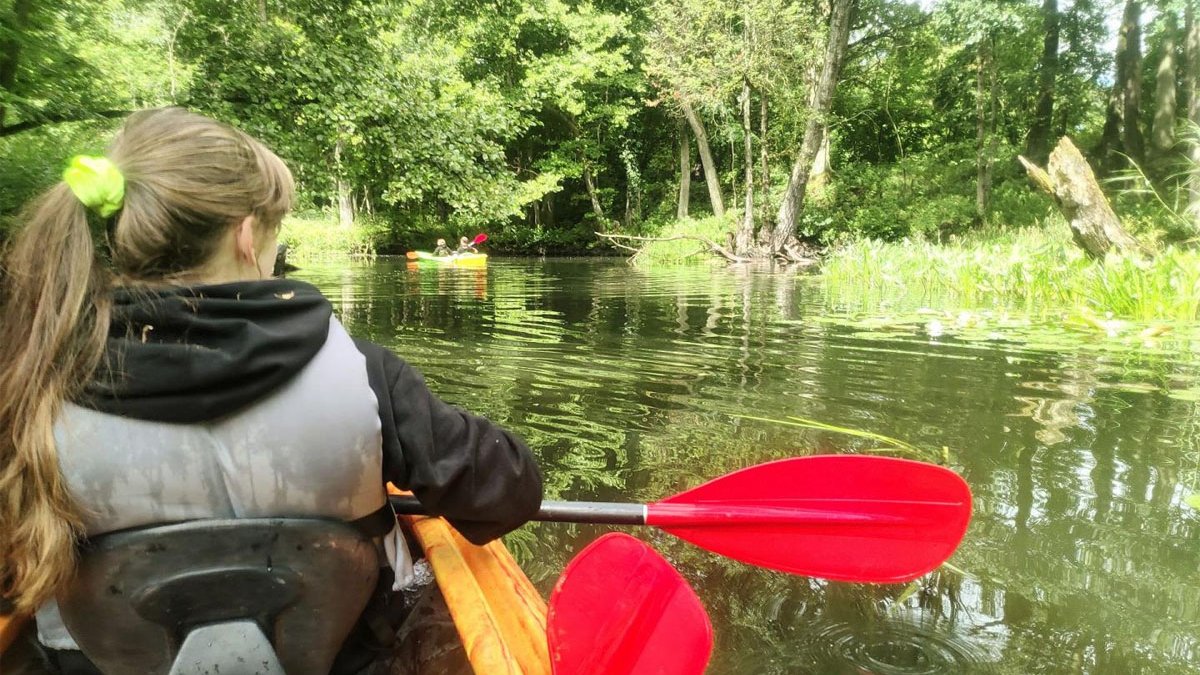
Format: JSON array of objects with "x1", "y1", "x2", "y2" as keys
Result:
[
  {"x1": 0, "y1": 107, "x2": 293, "y2": 613},
  {"x1": 0, "y1": 183, "x2": 112, "y2": 613}
]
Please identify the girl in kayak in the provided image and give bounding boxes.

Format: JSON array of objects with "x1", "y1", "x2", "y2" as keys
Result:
[
  {"x1": 0, "y1": 108, "x2": 542, "y2": 673},
  {"x1": 433, "y1": 238, "x2": 453, "y2": 256}
]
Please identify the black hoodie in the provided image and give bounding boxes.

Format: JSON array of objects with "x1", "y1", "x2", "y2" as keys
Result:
[{"x1": 82, "y1": 278, "x2": 542, "y2": 544}]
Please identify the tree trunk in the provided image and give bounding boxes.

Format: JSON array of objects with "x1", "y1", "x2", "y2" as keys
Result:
[
  {"x1": 989, "y1": 39, "x2": 1000, "y2": 198},
  {"x1": 583, "y1": 163, "x2": 610, "y2": 232},
  {"x1": 680, "y1": 98, "x2": 725, "y2": 218},
  {"x1": 336, "y1": 182, "x2": 353, "y2": 227},
  {"x1": 1186, "y1": 2, "x2": 1199, "y2": 229},
  {"x1": 809, "y1": 125, "x2": 830, "y2": 191},
  {"x1": 333, "y1": 137, "x2": 354, "y2": 228},
  {"x1": 975, "y1": 37, "x2": 996, "y2": 221},
  {"x1": 735, "y1": 77, "x2": 754, "y2": 254},
  {"x1": 1025, "y1": 0, "x2": 1059, "y2": 164},
  {"x1": 1019, "y1": 137, "x2": 1144, "y2": 259},
  {"x1": 729, "y1": 128, "x2": 737, "y2": 206},
  {"x1": 1151, "y1": 11, "x2": 1178, "y2": 158},
  {"x1": 773, "y1": 0, "x2": 854, "y2": 249},
  {"x1": 1187, "y1": 2, "x2": 1198, "y2": 115},
  {"x1": 0, "y1": 0, "x2": 33, "y2": 130},
  {"x1": 1098, "y1": 82, "x2": 1125, "y2": 172},
  {"x1": 677, "y1": 123, "x2": 691, "y2": 219},
  {"x1": 257, "y1": 0, "x2": 268, "y2": 21},
  {"x1": 759, "y1": 96, "x2": 769, "y2": 220},
  {"x1": 1122, "y1": 0, "x2": 1145, "y2": 163},
  {"x1": 1098, "y1": 0, "x2": 1143, "y2": 171}
]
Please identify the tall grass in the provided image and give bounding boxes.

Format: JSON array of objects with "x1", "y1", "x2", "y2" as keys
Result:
[{"x1": 821, "y1": 224, "x2": 1200, "y2": 322}]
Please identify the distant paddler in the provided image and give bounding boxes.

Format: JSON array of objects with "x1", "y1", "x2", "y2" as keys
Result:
[{"x1": 456, "y1": 235, "x2": 479, "y2": 254}]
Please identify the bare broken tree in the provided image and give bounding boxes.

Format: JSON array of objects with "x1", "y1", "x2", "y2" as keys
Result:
[{"x1": 1019, "y1": 137, "x2": 1145, "y2": 259}]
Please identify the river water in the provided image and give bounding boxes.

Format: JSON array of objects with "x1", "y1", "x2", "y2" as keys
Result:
[{"x1": 297, "y1": 257, "x2": 1200, "y2": 674}]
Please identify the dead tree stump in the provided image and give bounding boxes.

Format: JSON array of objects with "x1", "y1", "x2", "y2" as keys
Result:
[{"x1": 1019, "y1": 137, "x2": 1146, "y2": 259}]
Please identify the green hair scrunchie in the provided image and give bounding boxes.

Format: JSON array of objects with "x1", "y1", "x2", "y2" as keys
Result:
[{"x1": 63, "y1": 155, "x2": 125, "y2": 218}]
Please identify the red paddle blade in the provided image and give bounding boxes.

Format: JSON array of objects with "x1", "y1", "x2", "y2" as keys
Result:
[
  {"x1": 548, "y1": 533, "x2": 713, "y2": 675},
  {"x1": 473, "y1": 233, "x2": 488, "y2": 244},
  {"x1": 405, "y1": 251, "x2": 419, "y2": 260},
  {"x1": 649, "y1": 455, "x2": 972, "y2": 583}
]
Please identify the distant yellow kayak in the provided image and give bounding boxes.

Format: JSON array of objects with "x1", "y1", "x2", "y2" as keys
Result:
[{"x1": 410, "y1": 251, "x2": 488, "y2": 267}]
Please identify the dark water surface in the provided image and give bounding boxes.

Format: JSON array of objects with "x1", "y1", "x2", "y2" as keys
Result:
[{"x1": 297, "y1": 257, "x2": 1200, "y2": 674}]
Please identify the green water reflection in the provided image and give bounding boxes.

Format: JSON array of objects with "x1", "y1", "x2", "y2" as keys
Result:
[{"x1": 296, "y1": 258, "x2": 1200, "y2": 674}]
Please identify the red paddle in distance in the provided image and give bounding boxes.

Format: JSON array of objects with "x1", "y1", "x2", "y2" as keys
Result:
[
  {"x1": 548, "y1": 533, "x2": 712, "y2": 675},
  {"x1": 391, "y1": 454, "x2": 972, "y2": 584}
]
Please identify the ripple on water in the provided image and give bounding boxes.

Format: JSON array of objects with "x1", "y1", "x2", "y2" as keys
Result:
[{"x1": 803, "y1": 615, "x2": 992, "y2": 675}]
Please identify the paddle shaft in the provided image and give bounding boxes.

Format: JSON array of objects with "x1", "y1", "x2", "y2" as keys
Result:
[
  {"x1": 391, "y1": 495, "x2": 645, "y2": 525},
  {"x1": 388, "y1": 495, "x2": 908, "y2": 527}
]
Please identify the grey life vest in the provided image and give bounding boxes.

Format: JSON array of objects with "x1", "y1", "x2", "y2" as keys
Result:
[{"x1": 37, "y1": 318, "x2": 397, "y2": 650}]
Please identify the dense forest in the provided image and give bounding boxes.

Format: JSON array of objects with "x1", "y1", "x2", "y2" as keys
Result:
[{"x1": 1, "y1": 0, "x2": 1198, "y2": 256}]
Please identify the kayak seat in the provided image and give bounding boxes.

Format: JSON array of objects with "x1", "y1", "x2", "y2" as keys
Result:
[{"x1": 56, "y1": 518, "x2": 381, "y2": 675}]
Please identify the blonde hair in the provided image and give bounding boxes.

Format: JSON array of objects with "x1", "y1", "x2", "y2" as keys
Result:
[{"x1": 0, "y1": 108, "x2": 293, "y2": 613}]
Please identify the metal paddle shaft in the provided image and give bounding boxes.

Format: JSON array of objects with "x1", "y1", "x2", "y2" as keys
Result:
[
  {"x1": 389, "y1": 496, "x2": 645, "y2": 525},
  {"x1": 389, "y1": 455, "x2": 972, "y2": 584}
]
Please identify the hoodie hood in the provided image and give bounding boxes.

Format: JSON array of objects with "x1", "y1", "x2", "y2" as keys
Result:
[{"x1": 83, "y1": 279, "x2": 333, "y2": 424}]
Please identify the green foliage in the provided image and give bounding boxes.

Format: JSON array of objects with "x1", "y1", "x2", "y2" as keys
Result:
[
  {"x1": 645, "y1": 0, "x2": 817, "y2": 109},
  {"x1": 0, "y1": 0, "x2": 183, "y2": 127},
  {"x1": 279, "y1": 213, "x2": 387, "y2": 260},
  {"x1": 0, "y1": 120, "x2": 117, "y2": 224},
  {"x1": 0, "y1": 0, "x2": 1193, "y2": 258},
  {"x1": 799, "y1": 140, "x2": 1054, "y2": 244}
]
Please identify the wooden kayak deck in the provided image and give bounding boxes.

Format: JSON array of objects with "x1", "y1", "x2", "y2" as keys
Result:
[{"x1": 399, "y1": 513, "x2": 550, "y2": 675}]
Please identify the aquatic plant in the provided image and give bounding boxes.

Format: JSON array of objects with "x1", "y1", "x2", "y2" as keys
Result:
[
  {"x1": 733, "y1": 414, "x2": 938, "y2": 463},
  {"x1": 821, "y1": 224, "x2": 1200, "y2": 322}
]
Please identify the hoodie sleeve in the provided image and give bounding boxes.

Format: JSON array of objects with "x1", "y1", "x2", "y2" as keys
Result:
[{"x1": 353, "y1": 339, "x2": 543, "y2": 544}]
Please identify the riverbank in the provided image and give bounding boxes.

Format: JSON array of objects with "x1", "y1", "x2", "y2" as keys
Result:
[
  {"x1": 279, "y1": 213, "x2": 613, "y2": 260},
  {"x1": 284, "y1": 210, "x2": 1200, "y2": 324}
]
